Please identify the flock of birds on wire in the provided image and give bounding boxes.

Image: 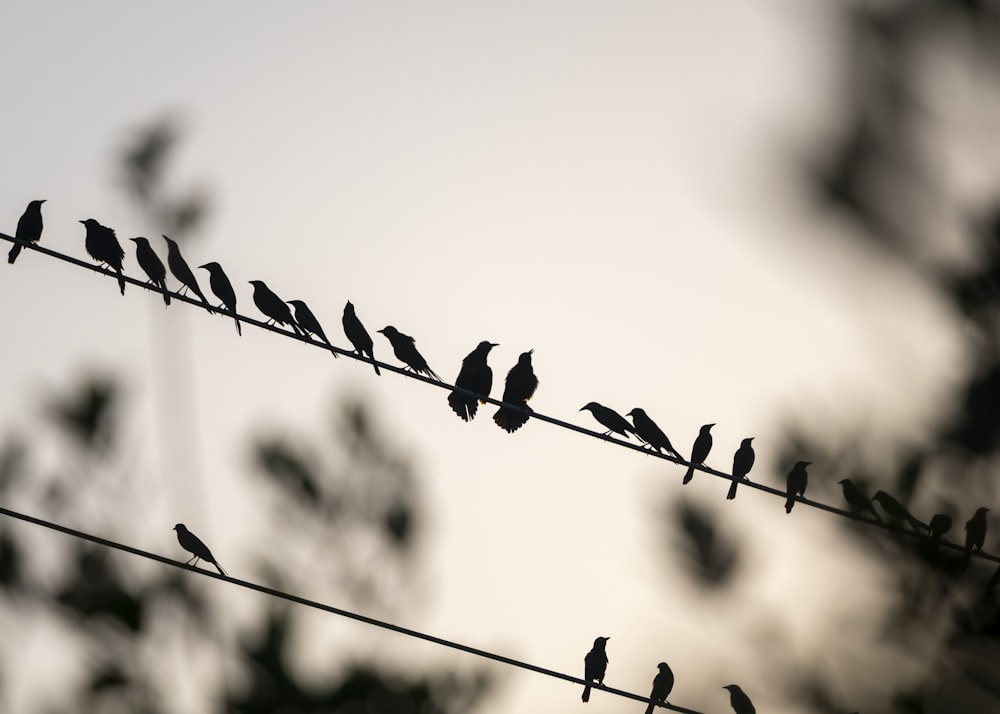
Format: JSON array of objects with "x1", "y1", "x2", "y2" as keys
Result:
[{"x1": 4, "y1": 198, "x2": 997, "y2": 713}]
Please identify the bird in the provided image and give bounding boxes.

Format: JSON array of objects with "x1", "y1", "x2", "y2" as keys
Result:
[
  {"x1": 80, "y1": 218, "x2": 126, "y2": 295},
  {"x1": 7, "y1": 199, "x2": 45, "y2": 264},
  {"x1": 727, "y1": 437, "x2": 755, "y2": 500},
  {"x1": 871, "y1": 490, "x2": 927, "y2": 532},
  {"x1": 785, "y1": 460, "x2": 810, "y2": 513},
  {"x1": 163, "y1": 236, "x2": 211, "y2": 311},
  {"x1": 582, "y1": 636, "x2": 609, "y2": 703},
  {"x1": 626, "y1": 408, "x2": 681, "y2": 458},
  {"x1": 288, "y1": 299, "x2": 338, "y2": 357},
  {"x1": 838, "y1": 478, "x2": 884, "y2": 522},
  {"x1": 683, "y1": 424, "x2": 714, "y2": 484},
  {"x1": 129, "y1": 237, "x2": 170, "y2": 305},
  {"x1": 580, "y1": 402, "x2": 636, "y2": 439},
  {"x1": 493, "y1": 350, "x2": 538, "y2": 433},
  {"x1": 644, "y1": 661, "x2": 674, "y2": 714},
  {"x1": 378, "y1": 326, "x2": 440, "y2": 379},
  {"x1": 965, "y1": 507, "x2": 989, "y2": 552},
  {"x1": 173, "y1": 523, "x2": 226, "y2": 576},
  {"x1": 249, "y1": 280, "x2": 303, "y2": 335},
  {"x1": 199, "y1": 261, "x2": 241, "y2": 335},
  {"x1": 723, "y1": 684, "x2": 756, "y2": 714},
  {"x1": 448, "y1": 341, "x2": 497, "y2": 421},
  {"x1": 342, "y1": 301, "x2": 379, "y2": 375},
  {"x1": 927, "y1": 513, "x2": 952, "y2": 546}
]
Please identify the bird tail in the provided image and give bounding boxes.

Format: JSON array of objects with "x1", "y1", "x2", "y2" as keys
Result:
[
  {"x1": 645, "y1": 702, "x2": 655, "y2": 714},
  {"x1": 494, "y1": 404, "x2": 531, "y2": 433},
  {"x1": 682, "y1": 466, "x2": 695, "y2": 484},
  {"x1": 448, "y1": 392, "x2": 473, "y2": 421},
  {"x1": 7, "y1": 243, "x2": 22, "y2": 264},
  {"x1": 582, "y1": 685, "x2": 591, "y2": 703},
  {"x1": 785, "y1": 495, "x2": 795, "y2": 513},
  {"x1": 233, "y1": 313, "x2": 242, "y2": 336},
  {"x1": 214, "y1": 561, "x2": 227, "y2": 577},
  {"x1": 117, "y1": 268, "x2": 125, "y2": 295},
  {"x1": 372, "y1": 359, "x2": 381, "y2": 376},
  {"x1": 727, "y1": 479, "x2": 738, "y2": 500},
  {"x1": 161, "y1": 283, "x2": 171, "y2": 306}
]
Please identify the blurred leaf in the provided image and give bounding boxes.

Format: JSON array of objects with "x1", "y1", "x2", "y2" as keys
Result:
[
  {"x1": 671, "y1": 500, "x2": 739, "y2": 588},
  {"x1": 46, "y1": 376, "x2": 118, "y2": 454},
  {"x1": 122, "y1": 118, "x2": 178, "y2": 203},
  {"x1": 0, "y1": 528, "x2": 22, "y2": 588},
  {"x1": 254, "y1": 439, "x2": 322, "y2": 507},
  {"x1": 0, "y1": 438, "x2": 27, "y2": 495},
  {"x1": 55, "y1": 546, "x2": 143, "y2": 632},
  {"x1": 383, "y1": 500, "x2": 413, "y2": 549}
]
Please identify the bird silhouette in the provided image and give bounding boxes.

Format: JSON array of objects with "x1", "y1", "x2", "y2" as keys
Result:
[
  {"x1": 249, "y1": 280, "x2": 303, "y2": 335},
  {"x1": 837, "y1": 478, "x2": 883, "y2": 522},
  {"x1": 580, "y1": 402, "x2": 636, "y2": 439},
  {"x1": 448, "y1": 341, "x2": 497, "y2": 421},
  {"x1": 173, "y1": 523, "x2": 226, "y2": 576},
  {"x1": 8, "y1": 199, "x2": 45, "y2": 264},
  {"x1": 163, "y1": 236, "x2": 211, "y2": 311},
  {"x1": 965, "y1": 507, "x2": 989, "y2": 552},
  {"x1": 493, "y1": 350, "x2": 538, "y2": 433},
  {"x1": 80, "y1": 218, "x2": 126, "y2": 295},
  {"x1": 723, "y1": 684, "x2": 756, "y2": 714},
  {"x1": 728, "y1": 437, "x2": 755, "y2": 500},
  {"x1": 626, "y1": 408, "x2": 681, "y2": 458},
  {"x1": 199, "y1": 261, "x2": 241, "y2": 335},
  {"x1": 288, "y1": 299, "x2": 338, "y2": 357},
  {"x1": 683, "y1": 424, "x2": 714, "y2": 484},
  {"x1": 342, "y1": 301, "x2": 379, "y2": 375},
  {"x1": 644, "y1": 661, "x2": 674, "y2": 714},
  {"x1": 927, "y1": 513, "x2": 952, "y2": 546},
  {"x1": 129, "y1": 237, "x2": 170, "y2": 306},
  {"x1": 378, "y1": 325, "x2": 440, "y2": 379},
  {"x1": 785, "y1": 460, "x2": 810, "y2": 513},
  {"x1": 871, "y1": 490, "x2": 927, "y2": 532},
  {"x1": 582, "y1": 636, "x2": 609, "y2": 703}
]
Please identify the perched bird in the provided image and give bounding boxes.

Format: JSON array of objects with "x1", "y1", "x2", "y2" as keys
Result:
[
  {"x1": 288, "y1": 299, "x2": 338, "y2": 357},
  {"x1": 163, "y1": 236, "x2": 211, "y2": 311},
  {"x1": 8, "y1": 199, "x2": 45, "y2": 264},
  {"x1": 80, "y1": 218, "x2": 126, "y2": 295},
  {"x1": 785, "y1": 460, "x2": 810, "y2": 513},
  {"x1": 493, "y1": 350, "x2": 538, "y2": 433},
  {"x1": 644, "y1": 661, "x2": 674, "y2": 714},
  {"x1": 580, "y1": 402, "x2": 636, "y2": 439},
  {"x1": 965, "y1": 507, "x2": 989, "y2": 553},
  {"x1": 342, "y1": 301, "x2": 379, "y2": 375},
  {"x1": 838, "y1": 478, "x2": 884, "y2": 522},
  {"x1": 249, "y1": 280, "x2": 303, "y2": 335},
  {"x1": 378, "y1": 326, "x2": 440, "y2": 379},
  {"x1": 199, "y1": 261, "x2": 241, "y2": 335},
  {"x1": 626, "y1": 408, "x2": 681, "y2": 458},
  {"x1": 927, "y1": 513, "x2": 952, "y2": 546},
  {"x1": 727, "y1": 437, "x2": 755, "y2": 500},
  {"x1": 173, "y1": 523, "x2": 226, "y2": 576},
  {"x1": 871, "y1": 490, "x2": 927, "y2": 532},
  {"x1": 582, "y1": 636, "x2": 609, "y2": 703},
  {"x1": 723, "y1": 684, "x2": 756, "y2": 714},
  {"x1": 129, "y1": 237, "x2": 170, "y2": 305},
  {"x1": 448, "y1": 341, "x2": 497, "y2": 421},
  {"x1": 683, "y1": 424, "x2": 714, "y2": 484}
]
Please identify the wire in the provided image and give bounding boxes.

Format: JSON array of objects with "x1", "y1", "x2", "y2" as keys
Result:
[
  {"x1": 0, "y1": 504, "x2": 704, "y2": 714},
  {"x1": 2, "y1": 231, "x2": 997, "y2": 566}
]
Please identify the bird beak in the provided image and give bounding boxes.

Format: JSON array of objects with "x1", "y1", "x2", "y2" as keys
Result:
[{"x1": 78, "y1": 220, "x2": 85, "y2": 224}]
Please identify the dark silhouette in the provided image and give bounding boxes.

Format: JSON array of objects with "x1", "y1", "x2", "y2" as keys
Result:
[
  {"x1": 163, "y1": 235, "x2": 211, "y2": 311},
  {"x1": 580, "y1": 402, "x2": 636, "y2": 439},
  {"x1": 288, "y1": 300, "x2": 338, "y2": 357},
  {"x1": 872, "y1": 490, "x2": 927, "y2": 532},
  {"x1": 965, "y1": 507, "x2": 989, "y2": 552},
  {"x1": 342, "y1": 301, "x2": 379, "y2": 375},
  {"x1": 378, "y1": 326, "x2": 440, "y2": 379},
  {"x1": 581, "y1": 636, "x2": 609, "y2": 703},
  {"x1": 727, "y1": 437, "x2": 755, "y2": 500},
  {"x1": 80, "y1": 218, "x2": 126, "y2": 295},
  {"x1": 723, "y1": 684, "x2": 756, "y2": 714},
  {"x1": 683, "y1": 424, "x2": 714, "y2": 484},
  {"x1": 173, "y1": 523, "x2": 226, "y2": 576},
  {"x1": 837, "y1": 478, "x2": 884, "y2": 522},
  {"x1": 448, "y1": 341, "x2": 497, "y2": 421},
  {"x1": 785, "y1": 460, "x2": 810, "y2": 513},
  {"x1": 927, "y1": 513, "x2": 952, "y2": 546},
  {"x1": 493, "y1": 350, "x2": 538, "y2": 433},
  {"x1": 249, "y1": 280, "x2": 303, "y2": 335},
  {"x1": 626, "y1": 408, "x2": 681, "y2": 457},
  {"x1": 7, "y1": 199, "x2": 45, "y2": 264},
  {"x1": 199, "y1": 261, "x2": 241, "y2": 335},
  {"x1": 129, "y1": 237, "x2": 170, "y2": 305},
  {"x1": 644, "y1": 661, "x2": 674, "y2": 714}
]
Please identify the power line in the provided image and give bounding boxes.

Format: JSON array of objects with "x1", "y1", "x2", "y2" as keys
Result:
[
  {"x1": 1, "y1": 231, "x2": 997, "y2": 566},
  {"x1": 0, "y1": 503, "x2": 705, "y2": 714}
]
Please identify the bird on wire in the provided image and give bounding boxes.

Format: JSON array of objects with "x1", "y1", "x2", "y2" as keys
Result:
[
  {"x1": 129, "y1": 237, "x2": 170, "y2": 306},
  {"x1": 785, "y1": 460, "x2": 810, "y2": 513},
  {"x1": 448, "y1": 340, "x2": 497, "y2": 421},
  {"x1": 965, "y1": 507, "x2": 989, "y2": 553},
  {"x1": 163, "y1": 236, "x2": 212, "y2": 312},
  {"x1": 7, "y1": 199, "x2": 45, "y2": 264},
  {"x1": 249, "y1": 280, "x2": 303, "y2": 335},
  {"x1": 199, "y1": 261, "x2": 241, "y2": 335},
  {"x1": 626, "y1": 408, "x2": 681, "y2": 458},
  {"x1": 493, "y1": 350, "x2": 538, "y2": 434},
  {"x1": 288, "y1": 299, "x2": 338, "y2": 357},
  {"x1": 838, "y1": 478, "x2": 883, "y2": 523},
  {"x1": 80, "y1": 218, "x2": 126, "y2": 295},
  {"x1": 927, "y1": 513, "x2": 952, "y2": 547},
  {"x1": 342, "y1": 301, "x2": 379, "y2": 375},
  {"x1": 871, "y1": 490, "x2": 927, "y2": 532},
  {"x1": 723, "y1": 684, "x2": 756, "y2": 714},
  {"x1": 378, "y1": 325, "x2": 440, "y2": 379},
  {"x1": 727, "y1": 437, "x2": 755, "y2": 500},
  {"x1": 580, "y1": 402, "x2": 636, "y2": 440},
  {"x1": 644, "y1": 661, "x2": 674, "y2": 714},
  {"x1": 173, "y1": 523, "x2": 226, "y2": 576},
  {"x1": 581, "y1": 636, "x2": 609, "y2": 703},
  {"x1": 683, "y1": 424, "x2": 714, "y2": 484}
]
